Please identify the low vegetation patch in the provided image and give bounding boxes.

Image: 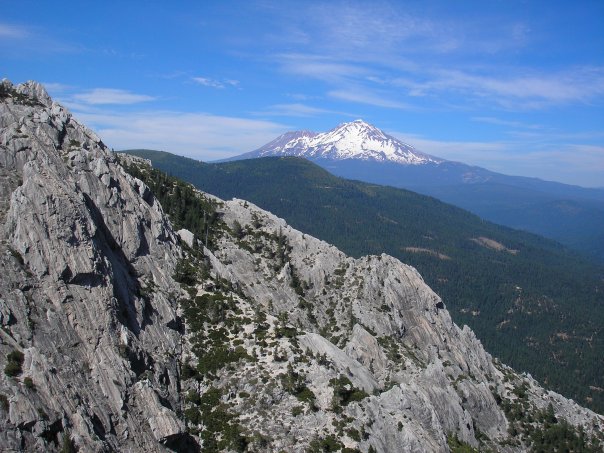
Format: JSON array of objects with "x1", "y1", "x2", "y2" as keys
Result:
[
  {"x1": 330, "y1": 376, "x2": 369, "y2": 413},
  {"x1": 447, "y1": 434, "x2": 478, "y2": 453},
  {"x1": 4, "y1": 350, "x2": 24, "y2": 377}
]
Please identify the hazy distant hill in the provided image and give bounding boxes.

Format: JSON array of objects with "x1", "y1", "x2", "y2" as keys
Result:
[
  {"x1": 225, "y1": 120, "x2": 604, "y2": 262},
  {"x1": 125, "y1": 149, "x2": 604, "y2": 413}
]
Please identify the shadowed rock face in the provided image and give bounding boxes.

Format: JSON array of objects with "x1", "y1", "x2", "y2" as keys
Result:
[
  {"x1": 0, "y1": 80, "x2": 602, "y2": 452},
  {"x1": 0, "y1": 80, "x2": 184, "y2": 451}
]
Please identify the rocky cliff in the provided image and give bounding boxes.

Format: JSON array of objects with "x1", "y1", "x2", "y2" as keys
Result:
[
  {"x1": 0, "y1": 80, "x2": 187, "y2": 451},
  {"x1": 0, "y1": 80, "x2": 602, "y2": 452}
]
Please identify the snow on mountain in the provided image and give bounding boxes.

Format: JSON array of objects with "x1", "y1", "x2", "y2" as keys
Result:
[
  {"x1": 254, "y1": 130, "x2": 318, "y2": 156},
  {"x1": 249, "y1": 119, "x2": 443, "y2": 165}
]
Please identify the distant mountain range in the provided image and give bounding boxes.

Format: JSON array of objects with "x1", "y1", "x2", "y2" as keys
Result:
[
  {"x1": 226, "y1": 120, "x2": 604, "y2": 262},
  {"x1": 124, "y1": 149, "x2": 604, "y2": 413}
]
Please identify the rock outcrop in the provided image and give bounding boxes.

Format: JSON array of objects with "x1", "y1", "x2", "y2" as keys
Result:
[
  {"x1": 1, "y1": 80, "x2": 603, "y2": 452},
  {"x1": 1, "y1": 80, "x2": 187, "y2": 451},
  {"x1": 196, "y1": 196, "x2": 604, "y2": 452}
]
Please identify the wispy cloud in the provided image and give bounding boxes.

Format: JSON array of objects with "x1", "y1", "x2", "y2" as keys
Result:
[
  {"x1": 286, "y1": 93, "x2": 320, "y2": 101},
  {"x1": 73, "y1": 108, "x2": 287, "y2": 160},
  {"x1": 389, "y1": 131, "x2": 604, "y2": 186},
  {"x1": 278, "y1": 54, "x2": 367, "y2": 83},
  {"x1": 271, "y1": 2, "x2": 532, "y2": 60},
  {"x1": 472, "y1": 116, "x2": 543, "y2": 130},
  {"x1": 153, "y1": 70, "x2": 191, "y2": 80},
  {"x1": 278, "y1": 2, "x2": 471, "y2": 58},
  {"x1": 378, "y1": 66, "x2": 604, "y2": 109},
  {"x1": 72, "y1": 88, "x2": 156, "y2": 105},
  {"x1": 42, "y1": 82, "x2": 74, "y2": 95},
  {"x1": 0, "y1": 23, "x2": 29, "y2": 39},
  {"x1": 389, "y1": 131, "x2": 508, "y2": 163},
  {"x1": 0, "y1": 22, "x2": 79, "y2": 54},
  {"x1": 192, "y1": 76, "x2": 240, "y2": 89},
  {"x1": 256, "y1": 103, "x2": 340, "y2": 118},
  {"x1": 442, "y1": 68, "x2": 604, "y2": 105},
  {"x1": 329, "y1": 89, "x2": 412, "y2": 109},
  {"x1": 264, "y1": 3, "x2": 604, "y2": 112}
]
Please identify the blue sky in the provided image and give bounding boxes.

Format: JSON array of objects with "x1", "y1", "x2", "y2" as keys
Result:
[{"x1": 2, "y1": 0, "x2": 604, "y2": 187}]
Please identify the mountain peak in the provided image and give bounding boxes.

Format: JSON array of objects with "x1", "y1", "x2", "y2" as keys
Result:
[
  {"x1": 324, "y1": 119, "x2": 390, "y2": 144},
  {"x1": 344, "y1": 118, "x2": 379, "y2": 128},
  {"x1": 348, "y1": 118, "x2": 377, "y2": 128},
  {"x1": 241, "y1": 119, "x2": 443, "y2": 165},
  {"x1": 1, "y1": 79, "x2": 53, "y2": 107}
]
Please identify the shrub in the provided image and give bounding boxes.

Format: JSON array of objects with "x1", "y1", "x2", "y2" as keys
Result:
[
  {"x1": 0, "y1": 394, "x2": 9, "y2": 411},
  {"x1": 173, "y1": 258, "x2": 198, "y2": 286},
  {"x1": 330, "y1": 375, "x2": 369, "y2": 411},
  {"x1": 60, "y1": 432, "x2": 77, "y2": 453},
  {"x1": 181, "y1": 361, "x2": 198, "y2": 380},
  {"x1": 4, "y1": 350, "x2": 24, "y2": 377},
  {"x1": 447, "y1": 434, "x2": 478, "y2": 453},
  {"x1": 307, "y1": 435, "x2": 344, "y2": 452},
  {"x1": 23, "y1": 377, "x2": 35, "y2": 389}
]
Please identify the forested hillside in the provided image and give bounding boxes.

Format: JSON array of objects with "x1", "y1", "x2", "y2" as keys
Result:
[{"x1": 124, "y1": 150, "x2": 604, "y2": 414}]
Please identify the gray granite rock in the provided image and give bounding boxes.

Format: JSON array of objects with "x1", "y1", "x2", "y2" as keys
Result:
[{"x1": 1, "y1": 80, "x2": 184, "y2": 452}]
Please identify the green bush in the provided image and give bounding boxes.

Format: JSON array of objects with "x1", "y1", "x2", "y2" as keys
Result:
[
  {"x1": 23, "y1": 377, "x2": 35, "y2": 389},
  {"x1": 4, "y1": 350, "x2": 24, "y2": 377},
  {"x1": 196, "y1": 346, "x2": 252, "y2": 378},
  {"x1": 0, "y1": 394, "x2": 9, "y2": 411},
  {"x1": 173, "y1": 258, "x2": 198, "y2": 286},
  {"x1": 60, "y1": 432, "x2": 77, "y2": 453},
  {"x1": 330, "y1": 375, "x2": 369, "y2": 411},
  {"x1": 281, "y1": 364, "x2": 317, "y2": 408},
  {"x1": 447, "y1": 434, "x2": 478, "y2": 453},
  {"x1": 307, "y1": 435, "x2": 344, "y2": 452}
]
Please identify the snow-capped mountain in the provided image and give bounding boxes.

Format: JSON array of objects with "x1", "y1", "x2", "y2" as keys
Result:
[
  {"x1": 236, "y1": 119, "x2": 443, "y2": 165},
  {"x1": 253, "y1": 130, "x2": 318, "y2": 157}
]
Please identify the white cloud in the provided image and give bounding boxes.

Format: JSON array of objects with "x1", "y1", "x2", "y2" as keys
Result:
[
  {"x1": 192, "y1": 77, "x2": 224, "y2": 88},
  {"x1": 74, "y1": 109, "x2": 288, "y2": 160},
  {"x1": 192, "y1": 77, "x2": 240, "y2": 89},
  {"x1": 73, "y1": 88, "x2": 156, "y2": 105}
]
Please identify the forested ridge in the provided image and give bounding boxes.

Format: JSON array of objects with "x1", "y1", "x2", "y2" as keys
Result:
[{"x1": 123, "y1": 150, "x2": 604, "y2": 414}]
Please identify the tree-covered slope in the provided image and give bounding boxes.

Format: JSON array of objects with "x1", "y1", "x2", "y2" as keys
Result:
[
  {"x1": 415, "y1": 182, "x2": 604, "y2": 263},
  {"x1": 124, "y1": 150, "x2": 604, "y2": 414}
]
